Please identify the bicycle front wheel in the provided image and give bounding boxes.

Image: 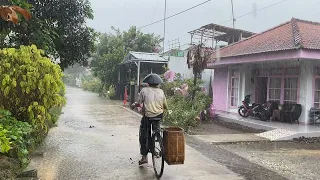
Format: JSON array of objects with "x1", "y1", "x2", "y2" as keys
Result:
[{"x1": 152, "y1": 133, "x2": 164, "y2": 179}]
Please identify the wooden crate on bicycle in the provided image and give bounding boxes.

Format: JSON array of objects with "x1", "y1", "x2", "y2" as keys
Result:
[{"x1": 163, "y1": 127, "x2": 185, "y2": 165}]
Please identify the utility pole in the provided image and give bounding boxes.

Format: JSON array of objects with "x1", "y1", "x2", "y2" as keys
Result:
[
  {"x1": 231, "y1": 0, "x2": 235, "y2": 28},
  {"x1": 163, "y1": 0, "x2": 167, "y2": 53}
]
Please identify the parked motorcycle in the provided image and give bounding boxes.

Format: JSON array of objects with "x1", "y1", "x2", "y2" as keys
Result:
[{"x1": 238, "y1": 94, "x2": 268, "y2": 121}]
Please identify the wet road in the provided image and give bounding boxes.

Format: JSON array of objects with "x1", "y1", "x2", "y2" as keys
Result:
[{"x1": 27, "y1": 87, "x2": 242, "y2": 180}]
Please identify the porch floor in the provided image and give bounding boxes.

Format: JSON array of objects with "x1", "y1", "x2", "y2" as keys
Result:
[{"x1": 217, "y1": 112, "x2": 320, "y2": 141}]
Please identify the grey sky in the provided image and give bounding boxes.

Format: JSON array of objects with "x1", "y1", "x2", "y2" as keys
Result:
[{"x1": 87, "y1": 0, "x2": 320, "y2": 51}]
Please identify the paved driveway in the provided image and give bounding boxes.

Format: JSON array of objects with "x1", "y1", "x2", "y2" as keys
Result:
[{"x1": 27, "y1": 87, "x2": 242, "y2": 180}]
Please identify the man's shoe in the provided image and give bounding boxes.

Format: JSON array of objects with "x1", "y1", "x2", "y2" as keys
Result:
[{"x1": 138, "y1": 156, "x2": 148, "y2": 165}]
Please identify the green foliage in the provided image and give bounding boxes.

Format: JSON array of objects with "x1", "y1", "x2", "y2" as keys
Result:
[
  {"x1": 0, "y1": 109, "x2": 33, "y2": 167},
  {"x1": 48, "y1": 106, "x2": 63, "y2": 125},
  {"x1": 0, "y1": 126, "x2": 11, "y2": 154},
  {"x1": 162, "y1": 78, "x2": 211, "y2": 128},
  {"x1": 63, "y1": 74, "x2": 77, "y2": 87},
  {"x1": 82, "y1": 78, "x2": 102, "y2": 93},
  {"x1": 164, "y1": 95, "x2": 200, "y2": 128},
  {"x1": 0, "y1": 45, "x2": 66, "y2": 133},
  {"x1": 161, "y1": 77, "x2": 204, "y2": 98},
  {"x1": 1, "y1": 0, "x2": 97, "y2": 69},
  {"x1": 90, "y1": 26, "x2": 162, "y2": 91},
  {"x1": 164, "y1": 92, "x2": 211, "y2": 129},
  {"x1": 63, "y1": 64, "x2": 87, "y2": 86},
  {"x1": 108, "y1": 85, "x2": 116, "y2": 99}
]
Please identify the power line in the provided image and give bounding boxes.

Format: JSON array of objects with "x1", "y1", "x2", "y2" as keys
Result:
[
  {"x1": 150, "y1": 0, "x2": 160, "y2": 23},
  {"x1": 220, "y1": 0, "x2": 290, "y2": 25},
  {"x1": 175, "y1": 0, "x2": 290, "y2": 43},
  {"x1": 138, "y1": 0, "x2": 212, "y2": 29}
]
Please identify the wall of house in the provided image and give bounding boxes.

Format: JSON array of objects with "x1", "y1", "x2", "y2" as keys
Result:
[
  {"x1": 166, "y1": 55, "x2": 193, "y2": 79},
  {"x1": 213, "y1": 67, "x2": 228, "y2": 111},
  {"x1": 213, "y1": 60, "x2": 318, "y2": 124},
  {"x1": 202, "y1": 69, "x2": 214, "y2": 94},
  {"x1": 251, "y1": 60, "x2": 312, "y2": 123},
  {"x1": 167, "y1": 54, "x2": 213, "y2": 95}
]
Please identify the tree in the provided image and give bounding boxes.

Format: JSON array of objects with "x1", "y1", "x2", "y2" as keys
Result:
[
  {"x1": 187, "y1": 44, "x2": 210, "y2": 101},
  {"x1": 0, "y1": 0, "x2": 96, "y2": 69},
  {"x1": 0, "y1": 5, "x2": 31, "y2": 24},
  {"x1": 90, "y1": 26, "x2": 161, "y2": 92}
]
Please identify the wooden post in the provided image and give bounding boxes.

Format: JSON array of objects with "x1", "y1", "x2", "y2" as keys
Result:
[
  {"x1": 200, "y1": 30, "x2": 204, "y2": 45},
  {"x1": 212, "y1": 28, "x2": 215, "y2": 48}
]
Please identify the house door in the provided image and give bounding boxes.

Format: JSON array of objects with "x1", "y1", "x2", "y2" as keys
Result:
[
  {"x1": 229, "y1": 69, "x2": 240, "y2": 108},
  {"x1": 255, "y1": 77, "x2": 268, "y2": 103}
]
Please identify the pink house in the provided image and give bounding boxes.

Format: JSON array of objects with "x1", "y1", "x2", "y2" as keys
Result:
[{"x1": 208, "y1": 18, "x2": 320, "y2": 124}]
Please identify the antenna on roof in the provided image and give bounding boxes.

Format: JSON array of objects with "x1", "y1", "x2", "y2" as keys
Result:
[
  {"x1": 168, "y1": 38, "x2": 180, "y2": 50},
  {"x1": 163, "y1": 0, "x2": 167, "y2": 53},
  {"x1": 231, "y1": 0, "x2": 235, "y2": 28}
]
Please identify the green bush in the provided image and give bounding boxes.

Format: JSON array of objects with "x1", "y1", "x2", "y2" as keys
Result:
[
  {"x1": 163, "y1": 92, "x2": 211, "y2": 128},
  {"x1": 82, "y1": 78, "x2": 101, "y2": 93},
  {"x1": 63, "y1": 73, "x2": 77, "y2": 86},
  {"x1": 162, "y1": 77, "x2": 211, "y2": 128},
  {"x1": 48, "y1": 106, "x2": 63, "y2": 126},
  {"x1": 0, "y1": 109, "x2": 34, "y2": 168},
  {"x1": 161, "y1": 77, "x2": 204, "y2": 98},
  {"x1": 108, "y1": 85, "x2": 116, "y2": 99},
  {"x1": 0, "y1": 45, "x2": 66, "y2": 135},
  {"x1": 0, "y1": 126, "x2": 10, "y2": 154}
]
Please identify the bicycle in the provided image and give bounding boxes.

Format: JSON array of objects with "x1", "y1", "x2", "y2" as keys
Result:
[{"x1": 140, "y1": 116, "x2": 165, "y2": 179}]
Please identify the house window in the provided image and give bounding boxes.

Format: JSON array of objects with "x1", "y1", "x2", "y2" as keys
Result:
[
  {"x1": 314, "y1": 67, "x2": 320, "y2": 108},
  {"x1": 267, "y1": 67, "x2": 300, "y2": 104},
  {"x1": 270, "y1": 68, "x2": 283, "y2": 76},
  {"x1": 284, "y1": 77, "x2": 298, "y2": 104},
  {"x1": 230, "y1": 69, "x2": 240, "y2": 107},
  {"x1": 314, "y1": 78, "x2": 320, "y2": 108},
  {"x1": 269, "y1": 78, "x2": 281, "y2": 103}
]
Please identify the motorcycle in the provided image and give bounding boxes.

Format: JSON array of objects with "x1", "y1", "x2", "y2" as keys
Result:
[{"x1": 238, "y1": 94, "x2": 268, "y2": 121}]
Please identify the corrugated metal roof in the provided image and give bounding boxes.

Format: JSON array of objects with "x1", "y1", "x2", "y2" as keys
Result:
[{"x1": 129, "y1": 51, "x2": 168, "y2": 62}]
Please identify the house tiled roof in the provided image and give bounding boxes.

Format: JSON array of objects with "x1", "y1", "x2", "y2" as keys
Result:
[{"x1": 209, "y1": 18, "x2": 320, "y2": 61}]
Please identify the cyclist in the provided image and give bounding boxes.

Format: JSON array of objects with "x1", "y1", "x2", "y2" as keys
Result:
[{"x1": 133, "y1": 73, "x2": 168, "y2": 165}]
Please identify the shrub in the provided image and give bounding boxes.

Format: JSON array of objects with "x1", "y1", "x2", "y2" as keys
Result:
[
  {"x1": 0, "y1": 126, "x2": 10, "y2": 153},
  {"x1": 0, "y1": 109, "x2": 34, "y2": 168},
  {"x1": 48, "y1": 106, "x2": 63, "y2": 126},
  {"x1": 108, "y1": 85, "x2": 116, "y2": 99},
  {"x1": 82, "y1": 78, "x2": 101, "y2": 93},
  {"x1": 161, "y1": 77, "x2": 204, "y2": 98},
  {"x1": 0, "y1": 45, "x2": 66, "y2": 134},
  {"x1": 163, "y1": 92, "x2": 211, "y2": 128},
  {"x1": 162, "y1": 76, "x2": 211, "y2": 129},
  {"x1": 63, "y1": 73, "x2": 77, "y2": 86}
]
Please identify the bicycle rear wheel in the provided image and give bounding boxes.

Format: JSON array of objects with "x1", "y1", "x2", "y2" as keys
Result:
[{"x1": 152, "y1": 133, "x2": 164, "y2": 179}]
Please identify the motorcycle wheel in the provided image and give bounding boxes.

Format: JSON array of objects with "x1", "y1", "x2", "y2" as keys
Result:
[
  {"x1": 238, "y1": 107, "x2": 249, "y2": 117},
  {"x1": 260, "y1": 111, "x2": 268, "y2": 121}
]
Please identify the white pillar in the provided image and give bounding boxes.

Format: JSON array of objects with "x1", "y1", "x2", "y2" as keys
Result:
[
  {"x1": 240, "y1": 64, "x2": 253, "y2": 104},
  {"x1": 299, "y1": 60, "x2": 313, "y2": 124},
  {"x1": 137, "y1": 61, "x2": 141, "y2": 86}
]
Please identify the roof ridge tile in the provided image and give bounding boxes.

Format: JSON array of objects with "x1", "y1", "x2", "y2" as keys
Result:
[{"x1": 291, "y1": 18, "x2": 303, "y2": 48}]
